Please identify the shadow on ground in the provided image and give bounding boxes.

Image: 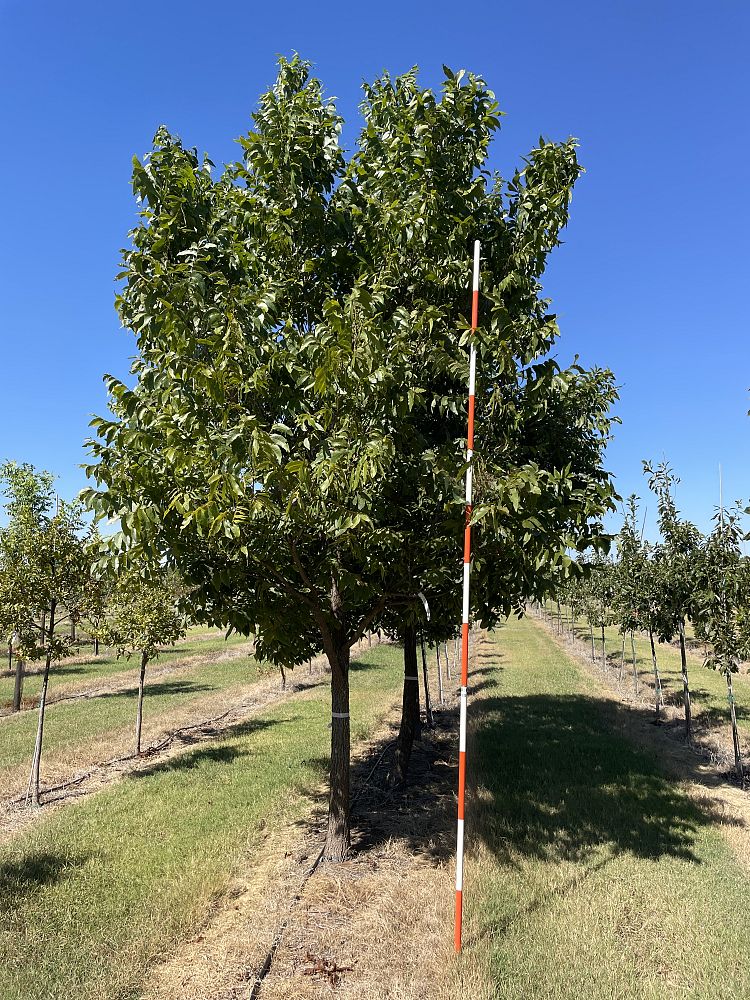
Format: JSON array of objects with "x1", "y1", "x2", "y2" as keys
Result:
[
  {"x1": 339, "y1": 648, "x2": 742, "y2": 874},
  {"x1": 0, "y1": 851, "x2": 94, "y2": 915}
]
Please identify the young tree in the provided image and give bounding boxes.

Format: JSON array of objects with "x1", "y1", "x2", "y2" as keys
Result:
[
  {"x1": 0, "y1": 463, "x2": 94, "y2": 805},
  {"x1": 696, "y1": 503, "x2": 750, "y2": 779},
  {"x1": 84, "y1": 57, "x2": 617, "y2": 859},
  {"x1": 93, "y1": 568, "x2": 185, "y2": 753},
  {"x1": 645, "y1": 462, "x2": 705, "y2": 741}
]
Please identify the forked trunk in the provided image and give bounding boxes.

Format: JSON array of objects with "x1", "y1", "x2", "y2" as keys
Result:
[
  {"x1": 30, "y1": 602, "x2": 55, "y2": 807},
  {"x1": 395, "y1": 624, "x2": 420, "y2": 780},
  {"x1": 420, "y1": 632, "x2": 434, "y2": 728},
  {"x1": 12, "y1": 657, "x2": 25, "y2": 712},
  {"x1": 322, "y1": 635, "x2": 351, "y2": 862},
  {"x1": 135, "y1": 652, "x2": 148, "y2": 754},
  {"x1": 678, "y1": 618, "x2": 692, "y2": 742}
]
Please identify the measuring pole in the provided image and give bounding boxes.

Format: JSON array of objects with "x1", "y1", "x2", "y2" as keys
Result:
[{"x1": 455, "y1": 239, "x2": 480, "y2": 953}]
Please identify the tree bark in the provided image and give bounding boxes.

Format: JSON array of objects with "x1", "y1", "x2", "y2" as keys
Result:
[
  {"x1": 322, "y1": 633, "x2": 351, "y2": 862},
  {"x1": 630, "y1": 631, "x2": 639, "y2": 693},
  {"x1": 649, "y1": 628, "x2": 662, "y2": 722},
  {"x1": 395, "y1": 624, "x2": 420, "y2": 780},
  {"x1": 589, "y1": 623, "x2": 595, "y2": 661},
  {"x1": 436, "y1": 642, "x2": 444, "y2": 705},
  {"x1": 12, "y1": 657, "x2": 25, "y2": 712},
  {"x1": 600, "y1": 625, "x2": 606, "y2": 669},
  {"x1": 420, "y1": 632, "x2": 434, "y2": 728},
  {"x1": 678, "y1": 618, "x2": 692, "y2": 742},
  {"x1": 94, "y1": 637, "x2": 99, "y2": 656},
  {"x1": 7, "y1": 641, "x2": 12, "y2": 670},
  {"x1": 726, "y1": 669, "x2": 743, "y2": 781},
  {"x1": 135, "y1": 652, "x2": 148, "y2": 754},
  {"x1": 30, "y1": 602, "x2": 55, "y2": 807},
  {"x1": 280, "y1": 665, "x2": 286, "y2": 691},
  {"x1": 619, "y1": 635, "x2": 625, "y2": 681}
]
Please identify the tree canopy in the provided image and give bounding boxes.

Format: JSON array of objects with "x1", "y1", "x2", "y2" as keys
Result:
[{"x1": 84, "y1": 56, "x2": 618, "y2": 858}]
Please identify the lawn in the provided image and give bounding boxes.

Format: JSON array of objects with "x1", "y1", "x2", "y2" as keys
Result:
[
  {"x1": 460, "y1": 616, "x2": 750, "y2": 999},
  {"x1": 0, "y1": 641, "x2": 403, "y2": 1000},
  {"x1": 0, "y1": 628, "x2": 251, "y2": 709}
]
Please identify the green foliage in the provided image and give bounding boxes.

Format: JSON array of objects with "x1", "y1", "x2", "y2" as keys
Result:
[
  {"x1": 83, "y1": 55, "x2": 617, "y2": 659},
  {"x1": 0, "y1": 462, "x2": 94, "y2": 662},
  {"x1": 93, "y1": 568, "x2": 185, "y2": 663},
  {"x1": 643, "y1": 460, "x2": 704, "y2": 640},
  {"x1": 696, "y1": 504, "x2": 750, "y2": 675}
]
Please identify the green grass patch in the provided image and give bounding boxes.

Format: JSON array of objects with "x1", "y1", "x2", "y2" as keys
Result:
[
  {"x1": 464, "y1": 617, "x2": 750, "y2": 998},
  {"x1": 547, "y1": 602, "x2": 750, "y2": 745},
  {"x1": 0, "y1": 641, "x2": 403, "y2": 1000},
  {"x1": 0, "y1": 629, "x2": 250, "y2": 706},
  {"x1": 0, "y1": 646, "x2": 267, "y2": 776}
]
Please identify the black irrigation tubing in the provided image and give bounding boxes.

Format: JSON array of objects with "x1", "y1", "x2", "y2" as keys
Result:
[
  {"x1": 6, "y1": 700, "x2": 264, "y2": 808},
  {"x1": 250, "y1": 703, "x2": 409, "y2": 997}
]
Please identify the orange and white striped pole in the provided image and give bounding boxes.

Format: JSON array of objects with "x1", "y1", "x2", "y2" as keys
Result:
[{"x1": 455, "y1": 239, "x2": 480, "y2": 953}]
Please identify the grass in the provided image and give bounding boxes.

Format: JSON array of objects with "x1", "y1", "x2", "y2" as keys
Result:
[
  {"x1": 0, "y1": 646, "x2": 266, "y2": 776},
  {"x1": 546, "y1": 602, "x2": 750, "y2": 749},
  {"x1": 461, "y1": 617, "x2": 750, "y2": 999},
  {"x1": 0, "y1": 628, "x2": 250, "y2": 707},
  {"x1": 0, "y1": 641, "x2": 403, "y2": 1000}
]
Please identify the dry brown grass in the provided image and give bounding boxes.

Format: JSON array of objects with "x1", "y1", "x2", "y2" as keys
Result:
[{"x1": 140, "y1": 632, "x2": 483, "y2": 1000}]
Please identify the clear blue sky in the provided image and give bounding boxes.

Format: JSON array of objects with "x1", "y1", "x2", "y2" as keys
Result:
[{"x1": 1, "y1": 0, "x2": 748, "y2": 536}]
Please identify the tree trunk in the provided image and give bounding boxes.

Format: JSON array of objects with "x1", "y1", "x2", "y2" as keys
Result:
[
  {"x1": 280, "y1": 665, "x2": 286, "y2": 691},
  {"x1": 420, "y1": 632, "x2": 434, "y2": 728},
  {"x1": 649, "y1": 629, "x2": 662, "y2": 722},
  {"x1": 600, "y1": 625, "x2": 606, "y2": 669},
  {"x1": 619, "y1": 635, "x2": 625, "y2": 681},
  {"x1": 12, "y1": 657, "x2": 25, "y2": 713},
  {"x1": 436, "y1": 643, "x2": 444, "y2": 706},
  {"x1": 71, "y1": 620, "x2": 76, "y2": 643},
  {"x1": 678, "y1": 618, "x2": 692, "y2": 742},
  {"x1": 395, "y1": 624, "x2": 420, "y2": 780},
  {"x1": 726, "y1": 669, "x2": 743, "y2": 781},
  {"x1": 630, "y1": 631, "x2": 639, "y2": 693},
  {"x1": 30, "y1": 603, "x2": 55, "y2": 807},
  {"x1": 450, "y1": 637, "x2": 457, "y2": 681},
  {"x1": 556, "y1": 599, "x2": 562, "y2": 634},
  {"x1": 135, "y1": 652, "x2": 148, "y2": 754},
  {"x1": 94, "y1": 637, "x2": 99, "y2": 656},
  {"x1": 589, "y1": 623, "x2": 595, "y2": 661},
  {"x1": 7, "y1": 641, "x2": 12, "y2": 670},
  {"x1": 322, "y1": 635, "x2": 351, "y2": 862}
]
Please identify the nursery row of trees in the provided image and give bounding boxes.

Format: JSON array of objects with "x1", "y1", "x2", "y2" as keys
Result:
[
  {"x1": 0, "y1": 461, "x2": 186, "y2": 803},
  {"x1": 548, "y1": 460, "x2": 750, "y2": 776}
]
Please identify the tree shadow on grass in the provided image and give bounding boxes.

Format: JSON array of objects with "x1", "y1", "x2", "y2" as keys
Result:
[
  {"x1": 0, "y1": 851, "x2": 93, "y2": 915},
  {"x1": 90, "y1": 679, "x2": 217, "y2": 703},
  {"x1": 126, "y1": 716, "x2": 291, "y2": 779},
  {"x1": 348, "y1": 651, "x2": 743, "y2": 874}
]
